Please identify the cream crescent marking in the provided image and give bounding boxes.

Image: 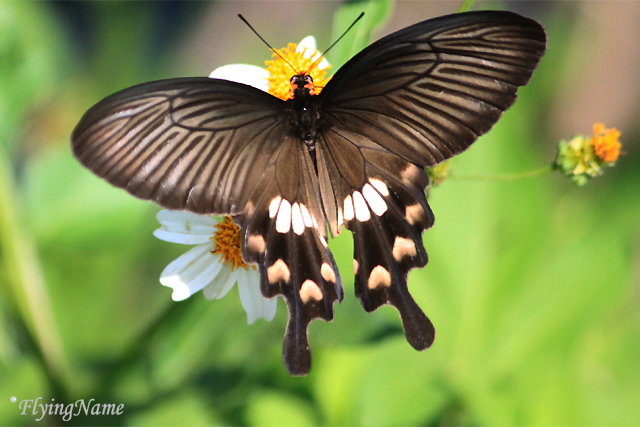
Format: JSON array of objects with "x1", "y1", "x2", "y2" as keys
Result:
[{"x1": 368, "y1": 265, "x2": 391, "y2": 289}]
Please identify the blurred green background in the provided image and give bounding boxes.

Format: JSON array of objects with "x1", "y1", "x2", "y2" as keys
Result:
[{"x1": 1, "y1": 1, "x2": 639, "y2": 425}]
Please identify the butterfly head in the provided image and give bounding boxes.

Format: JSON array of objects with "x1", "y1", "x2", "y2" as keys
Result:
[{"x1": 289, "y1": 74, "x2": 315, "y2": 99}]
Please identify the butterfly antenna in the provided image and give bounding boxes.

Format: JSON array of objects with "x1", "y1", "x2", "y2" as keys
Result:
[
  {"x1": 305, "y1": 12, "x2": 365, "y2": 74},
  {"x1": 238, "y1": 14, "x2": 298, "y2": 74}
]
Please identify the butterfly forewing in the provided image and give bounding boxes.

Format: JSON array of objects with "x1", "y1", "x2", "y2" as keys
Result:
[
  {"x1": 319, "y1": 11, "x2": 546, "y2": 167},
  {"x1": 72, "y1": 78, "x2": 287, "y2": 214},
  {"x1": 71, "y1": 11, "x2": 546, "y2": 376}
]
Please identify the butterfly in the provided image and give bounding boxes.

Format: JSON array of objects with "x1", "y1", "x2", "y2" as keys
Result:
[{"x1": 71, "y1": 11, "x2": 546, "y2": 375}]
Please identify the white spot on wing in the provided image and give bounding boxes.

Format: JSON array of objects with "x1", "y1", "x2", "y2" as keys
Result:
[
  {"x1": 291, "y1": 203, "x2": 304, "y2": 235},
  {"x1": 299, "y1": 203, "x2": 313, "y2": 227},
  {"x1": 362, "y1": 183, "x2": 387, "y2": 216},
  {"x1": 343, "y1": 195, "x2": 354, "y2": 221},
  {"x1": 353, "y1": 191, "x2": 370, "y2": 221},
  {"x1": 275, "y1": 199, "x2": 291, "y2": 233},
  {"x1": 269, "y1": 196, "x2": 281, "y2": 219},
  {"x1": 369, "y1": 178, "x2": 389, "y2": 196}
]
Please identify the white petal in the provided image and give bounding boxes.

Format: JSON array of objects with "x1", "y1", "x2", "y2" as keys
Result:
[
  {"x1": 316, "y1": 56, "x2": 330, "y2": 70},
  {"x1": 153, "y1": 229, "x2": 214, "y2": 245},
  {"x1": 297, "y1": 36, "x2": 317, "y2": 54},
  {"x1": 156, "y1": 210, "x2": 218, "y2": 229},
  {"x1": 202, "y1": 266, "x2": 237, "y2": 300},
  {"x1": 297, "y1": 36, "x2": 330, "y2": 69},
  {"x1": 159, "y1": 243, "x2": 223, "y2": 301},
  {"x1": 209, "y1": 64, "x2": 269, "y2": 92},
  {"x1": 237, "y1": 268, "x2": 277, "y2": 324},
  {"x1": 154, "y1": 210, "x2": 218, "y2": 244}
]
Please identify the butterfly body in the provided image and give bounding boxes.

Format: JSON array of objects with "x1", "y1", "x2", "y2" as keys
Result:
[
  {"x1": 288, "y1": 74, "x2": 319, "y2": 147},
  {"x1": 71, "y1": 11, "x2": 546, "y2": 375}
]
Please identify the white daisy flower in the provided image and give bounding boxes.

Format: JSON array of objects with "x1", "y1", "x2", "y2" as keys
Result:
[{"x1": 153, "y1": 210, "x2": 276, "y2": 325}]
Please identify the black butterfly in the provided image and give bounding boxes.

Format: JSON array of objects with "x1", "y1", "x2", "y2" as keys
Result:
[{"x1": 72, "y1": 11, "x2": 546, "y2": 375}]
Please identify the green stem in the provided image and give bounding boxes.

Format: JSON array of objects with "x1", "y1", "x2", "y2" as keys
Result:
[
  {"x1": 449, "y1": 165, "x2": 553, "y2": 182},
  {"x1": 0, "y1": 149, "x2": 70, "y2": 393}
]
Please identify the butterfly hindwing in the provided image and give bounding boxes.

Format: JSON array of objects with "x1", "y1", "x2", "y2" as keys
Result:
[
  {"x1": 317, "y1": 127, "x2": 436, "y2": 349},
  {"x1": 351, "y1": 161, "x2": 435, "y2": 349},
  {"x1": 238, "y1": 135, "x2": 343, "y2": 375}
]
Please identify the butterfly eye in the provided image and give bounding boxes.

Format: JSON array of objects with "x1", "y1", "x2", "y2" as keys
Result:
[{"x1": 290, "y1": 74, "x2": 307, "y2": 84}]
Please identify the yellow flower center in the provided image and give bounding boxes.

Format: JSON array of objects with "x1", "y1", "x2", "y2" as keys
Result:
[
  {"x1": 211, "y1": 216, "x2": 252, "y2": 271},
  {"x1": 265, "y1": 42, "x2": 332, "y2": 100},
  {"x1": 591, "y1": 122, "x2": 621, "y2": 163}
]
